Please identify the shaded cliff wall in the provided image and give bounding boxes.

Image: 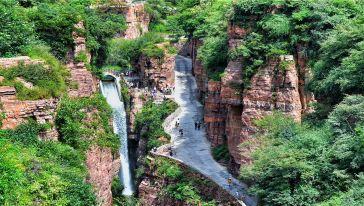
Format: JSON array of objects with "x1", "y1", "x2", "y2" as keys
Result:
[
  {"x1": 137, "y1": 46, "x2": 175, "y2": 90},
  {"x1": 187, "y1": 22, "x2": 313, "y2": 168}
]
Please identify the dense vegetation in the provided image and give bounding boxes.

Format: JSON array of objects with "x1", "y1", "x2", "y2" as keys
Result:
[
  {"x1": 157, "y1": 0, "x2": 364, "y2": 205},
  {"x1": 0, "y1": 121, "x2": 96, "y2": 205},
  {"x1": 135, "y1": 100, "x2": 178, "y2": 151},
  {"x1": 1, "y1": 0, "x2": 363, "y2": 205},
  {"x1": 241, "y1": 96, "x2": 364, "y2": 205},
  {"x1": 1, "y1": 1, "x2": 126, "y2": 205},
  {"x1": 56, "y1": 94, "x2": 120, "y2": 153},
  {"x1": 1, "y1": 0, "x2": 126, "y2": 68},
  {"x1": 145, "y1": 156, "x2": 223, "y2": 205},
  {"x1": 106, "y1": 32, "x2": 165, "y2": 69}
]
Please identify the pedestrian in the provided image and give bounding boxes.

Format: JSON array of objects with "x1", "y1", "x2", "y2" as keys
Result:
[
  {"x1": 175, "y1": 120, "x2": 179, "y2": 128},
  {"x1": 195, "y1": 122, "x2": 198, "y2": 130},
  {"x1": 197, "y1": 122, "x2": 201, "y2": 130},
  {"x1": 227, "y1": 177, "x2": 232, "y2": 188}
]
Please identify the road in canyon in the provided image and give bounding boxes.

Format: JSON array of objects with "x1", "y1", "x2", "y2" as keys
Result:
[{"x1": 161, "y1": 55, "x2": 257, "y2": 206}]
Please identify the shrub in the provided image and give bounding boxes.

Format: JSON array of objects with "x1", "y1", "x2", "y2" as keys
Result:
[
  {"x1": 56, "y1": 95, "x2": 120, "y2": 153},
  {"x1": 0, "y1": 121, "x2": 96, "y2": 205},
  {"x1": 212, "y1": 144, "x2": 230, "y2": 162},
  {"x1": 0, "y1": 56, "x2": 67, "y2": 100},
  {"x1": 0, "y1": 0, "x2": 35, "y2": 57},
  {"x1": 106, "y1": 32, "x2": 165, "y2": 69},
  {"x1": 134, "y1": 100, "x2": 178, "y2": 151}
]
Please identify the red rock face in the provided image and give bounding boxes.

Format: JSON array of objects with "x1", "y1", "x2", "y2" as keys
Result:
[
  {"x1": 68, "y1": 22, "x2": 97, "y2": 98},
  {"x1": 137, "y1": 44, "x2": 175, "y2": 91},
  {"x1": 204, "y1": 81, "x2": 226, "y2": 146},
  {"x1": 86, "y1": 146, "x2": 120, "y2": 206},
  {"x1": 238, "y1": 56, "x2": 302, "y2": 164},
  {"x1": 123, "y1": 2, "x2": 150, "y2": 39},
  {"x1": 188, "y1": 22, "x2": 311, "y2": 169}
]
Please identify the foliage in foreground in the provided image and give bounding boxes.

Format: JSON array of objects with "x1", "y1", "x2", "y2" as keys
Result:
[
  {"x1": 0, "y1": 121, "x2": 96, "y2": 205},
  {"x1": 240, "y1": 95, "x2": 364, "y2": 205}
]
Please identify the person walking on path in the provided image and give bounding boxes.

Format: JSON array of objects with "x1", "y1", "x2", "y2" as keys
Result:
[
  {"x1": 228, "y1": 177, "x2": 232, "y2": 189},
  {"x1": 195, "y1": 122, "x2": 198, "y2": 130},
  {"x1": 175, "y1": 119, "x2": 180, "y2": 128},
  {"x1": 197, "y1": 122, "x2": 201, "y2": 130}
]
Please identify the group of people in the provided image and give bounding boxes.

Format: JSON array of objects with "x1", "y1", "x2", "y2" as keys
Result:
[{"x1": 194, "y1": 121, "x2": 202, "y2": 130}]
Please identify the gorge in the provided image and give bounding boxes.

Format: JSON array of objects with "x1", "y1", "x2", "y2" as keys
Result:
[{"x1": 0, "y1": 0, "x2": 363, "y2": 206}]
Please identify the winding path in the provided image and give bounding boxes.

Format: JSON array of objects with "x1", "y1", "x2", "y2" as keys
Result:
[{"x1": 159, "y1": 55, "x2": 257, "y2": 206}]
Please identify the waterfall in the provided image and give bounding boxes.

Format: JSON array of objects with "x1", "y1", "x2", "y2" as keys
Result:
[{"x1": 100, "y1": 80, "x2": 134, "y2": 196}]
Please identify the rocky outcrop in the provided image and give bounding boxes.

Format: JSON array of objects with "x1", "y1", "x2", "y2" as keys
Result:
[
  {"x1": 123, "y1": 2, "x2": 149, "y2": 39},
  {"x1": 68, "y1": 22, "x2": 97, "y2": 98},
  {"x1": 238, "y1": 55, "x2": 301, "y2": 164},
  {"x1": 204, "y1": 81, "x2": 226, "y2": 146},
  {"x1": 86, "y1": 146, "x2": 120, "y2": 206},
  {"x1": 190, "y1": 39, "x2": 208, "y2": 99},
  {"x1": 136, "y1": 44, "x2": 175, "y2": 91},
  {"x1": 0, "y1": 57, "x2": 58, "y2": 140},
  {"x1": 0, "y1": 86, "x2": 58, "y2": 140},
  {"x1": 186, "y1": 22, "x2": 313, "y2": 169}
]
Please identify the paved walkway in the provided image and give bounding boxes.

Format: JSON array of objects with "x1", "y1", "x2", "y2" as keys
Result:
[{"x1": 159, "y1": 55, "x2": 257, "y2": 206}]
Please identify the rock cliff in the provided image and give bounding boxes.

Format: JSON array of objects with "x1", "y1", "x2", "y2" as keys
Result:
[
  {"x1": 187, "y1": 22, "x2": 314, "y2": 169},
  {"x1": 123, "y1": 2, "x2": 149, "y2": 39},
  {"x1": 67, "y1": 21, "x2": 97, "y2": 98},
  {"x1": 137, "y1": 48, "x2": 175, "y2": 90}
]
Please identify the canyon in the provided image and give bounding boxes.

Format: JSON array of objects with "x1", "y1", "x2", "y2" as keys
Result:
[
  {"x1": 0, "y1": 1, "x2": 319, "y2": 206},
  {"x1": 183, "y1": 22, "x2": 315, "y2": 172}
]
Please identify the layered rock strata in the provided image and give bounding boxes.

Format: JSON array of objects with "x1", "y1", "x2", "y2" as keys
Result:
[
  {"x1": 186, "y1": 22, "x2": 313, "y2": 168},
  {"x1": 86, "y1": 146, "x2": 120, "y2": 206},
  {"x1": 68, "y1": 22, "x2": 97, "y2": 98},
  {"x1": 0, "y1": 57, "x2": 59, "y2": 140}
]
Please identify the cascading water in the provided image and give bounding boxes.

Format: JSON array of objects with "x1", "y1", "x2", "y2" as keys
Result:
[{"x1": 100, "y1": 80, "x2": 134, "y2": 196}]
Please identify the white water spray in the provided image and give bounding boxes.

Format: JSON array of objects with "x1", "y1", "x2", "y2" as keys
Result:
[{"x1": 101, "y1": 80, "x2": 134, "y2": 196}]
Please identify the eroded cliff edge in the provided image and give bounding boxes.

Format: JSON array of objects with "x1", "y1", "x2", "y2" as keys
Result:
[{"x1": 184, "y1": 22, "x2": 315, "y2": 173}]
